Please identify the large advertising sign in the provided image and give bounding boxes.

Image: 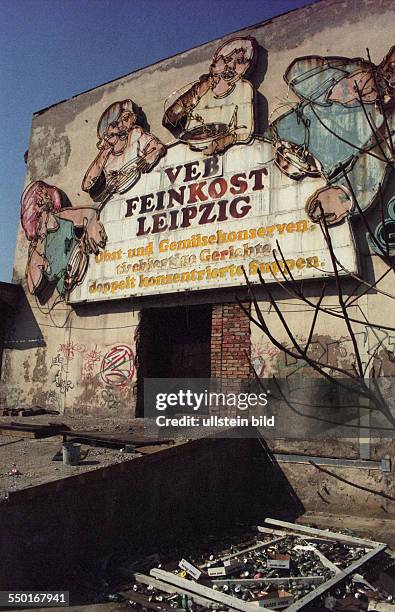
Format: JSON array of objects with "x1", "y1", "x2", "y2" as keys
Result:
[
  {"x1": 25, "y1": 36, "x2": 395, "y2": 304},
  {"x1": 69, "y1": 141, "x2": 358, "y2": 302}
]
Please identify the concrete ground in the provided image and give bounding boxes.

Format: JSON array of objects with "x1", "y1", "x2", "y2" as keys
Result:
[
  {"x1": 0, "y1": 415, "x2": 176, "y2": 495},
  {"x1": 298, "y1": 511, "x2": 395, "y2": 551},
  {"x1": 0, "y1": 421, "x2": 393, "y2": 611}
]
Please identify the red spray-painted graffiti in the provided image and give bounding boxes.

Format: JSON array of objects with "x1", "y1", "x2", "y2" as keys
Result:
[
  {"x1": 100, "y1": 345, "x2": 135, "y2": 386},
  {"x1": 82, "y1": 345, "x2": 102, "y2": 383},
  {"x1": 58, "y1": 341, "x2": 86, "y2": 361}
]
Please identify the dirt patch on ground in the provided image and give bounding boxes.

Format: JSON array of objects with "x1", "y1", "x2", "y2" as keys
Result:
[{"x1": 0, "y1": 415, "x2": 174, "y2": 494}]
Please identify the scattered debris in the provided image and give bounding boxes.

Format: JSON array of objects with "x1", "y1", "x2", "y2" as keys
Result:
[
  {"x1": 178, "y1": 559, "x2": 203, "y2": 581},
  {"x1": 0, "y1": 406, "x2": 59, "y2": 417},
  {"x1": 97, "y1": 518, "x2": 395, "y2": 611},
  {"x1": 207, "y1": 559, "x2": 245, "y2": 577},
  {"x1": 258, "y1": 588, "x2": 294, "y2": 609},
  {"x1": 267, "y1": 553, "x2": 291, "y2": 570},
  {"x1": 60, "y1": 430, "x2": 174, "y2": 449},
  {"x1": 8, "y1": 463, "x2": 22, "y2": 476},
  {"x1": 0, "y1": 421, "x2": 69, "y2": 438}
]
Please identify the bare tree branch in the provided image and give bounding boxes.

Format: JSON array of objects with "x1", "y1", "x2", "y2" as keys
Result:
[
  {"x1": 273, "y1": 240, "x2": 395, "y2": 332},
  {"x1": 237, "y1": 53, "x2": 395, "y2": 430},
  {"x1": 309, "y1": 103, "x2": 391, "y2": 165},
  {"x1": 354, "y1": 80, "x2": 391, "y2": 165},
  {"x1": 305, "y1": 283, "x2": 326, "y2": 354},
  {"x1": 342, "y1": 170, "x2": 394, "y2": 262},
  {"x1": 366, "y1": 47, "x2": 394, "y2": 156},
  {"x1": 319, "y1": 207, "x2": 364, "y2": 376}
]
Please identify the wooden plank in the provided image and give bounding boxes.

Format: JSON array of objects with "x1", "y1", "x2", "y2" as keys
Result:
[
  {"x1": 0, "y1": 437, "x2": 24, "y2": 446},
  {"x1": 10, "y1": 421, "x2": 68, "y2": 431},
  {"x1": 61, "y1": 430, "x2": 173, "y2": 448},
  {"x1": 220, "y1": 537, "x2": 285, "y2": 562},
  {"x1": 151, "y1": 568, "x2": 267, "y2": 611},
  {"x1": 0, "y1": 422, "x2": 67, "y2": 438},
  {"x1": 264, "y1": 518, "x2": 385, "y2": 548},
  {"x1": 0, "y1": 428, "x2": 36, "y2": 438},
  {"x1": 207, "y1": 576, "x2": 325, "y2": 585},
  {"x1": 119, "y1": 589, "x2": 173, "y2": 610},
  {"x1": 256, "y1": 525, "x2": 333, "y2": 541},
  {"x1": 285, "y1": 543, "x2": 387, "y2": 612},
  {"x1": 134, "y1": 573, "x2": 217, "y2": 608}
]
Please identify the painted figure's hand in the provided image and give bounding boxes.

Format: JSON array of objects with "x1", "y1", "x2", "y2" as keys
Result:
[
  {"x1": 97, "y1": 137, "x2": 114, "y2": 151},
  {"x1": 163, "y1": 75, "x2": 212, "y2": 128},
  {"x1": 140, "y1": 140, "x2": 166, "y2": 172},
  {"x1": 84, "y1": 215, "x2": 107, "y2": 254},
  {"x1": 329, "y1": 69, "x2": 378, "y2": 106},
  {"x1": 195, "y1": 73, "x2": 212, "y2": 98},
  {"x1": 58, "y1": 208, "x2": 107, "y2": 254},
  {"x1": 203, "y1": 132, "x2": 236, "y2": 155},
  {"x1": 305, "y1": 186, "x2": 353, "y2": 225}
]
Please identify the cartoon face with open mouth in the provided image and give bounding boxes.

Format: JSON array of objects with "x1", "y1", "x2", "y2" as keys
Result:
[
  {"x1": 163, "y1": 36, "x2": 257, "y2": 155},
  {"x1": 210, "y1": 46, "x2": 251, "y2": 85},
  {"x1": 101, "y1": 106, "x2": 137, "y2": 154}
]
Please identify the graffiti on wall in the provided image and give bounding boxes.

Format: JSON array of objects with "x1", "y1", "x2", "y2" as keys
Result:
[
  {"x1": 49, "y1": 342, "x2": 136, "y2": 389},
  {"x1": 163, "y1": 37, "x2": 256, "y2": 155},
  {"x1": 51, "y1": 353, "x2": 74, "y2": 394},
  {"x1": 58, "y1": 341, "x2": 86, "y2": 361},
  {"x1": 100, "y1": 388, "x2": 121, "y2": 411},
  {"x1": 252, "y1": 324, "x2": 395, "y2": 386},
  {"x1": 81, "y1": 345, "x2": 102, "y2": 383},
  {"x1": 251, "y1": 339, "x2": 281, "y2": 378},
  {"x1": 100, "y1": 345, "x2": 135, "y2": 386}
]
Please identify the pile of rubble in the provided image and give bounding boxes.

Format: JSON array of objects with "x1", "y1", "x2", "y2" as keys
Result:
[
  {"x1": 105, "y1": 519, "x2": 395, "y2": 611},
  {"x1": 0, "y1": 406, "x2": 59, "y2": 417}
]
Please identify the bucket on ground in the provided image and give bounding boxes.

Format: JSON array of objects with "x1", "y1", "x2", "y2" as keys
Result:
[{"x1": 62, "y1": 442, "x2": 82, "y2": 466}]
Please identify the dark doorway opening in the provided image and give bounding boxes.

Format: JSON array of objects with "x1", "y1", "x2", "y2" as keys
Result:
[{"x1": 136, "y1": 304, "x2": 212, "y2": 416}]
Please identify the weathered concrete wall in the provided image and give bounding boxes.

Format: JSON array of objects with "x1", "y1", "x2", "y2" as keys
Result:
[
  {"x1": 2, "y1": 0, "x2": 395, "y2": 423},
  {"x1": 0, "y1": 438, "x2": 303, "y2": 592},
  {"x1": 2, "y1": 300, "x2": 139, "y2": 416},
  {"x1": 0, "y1": 436, "x2": 393, "y2": 593}
]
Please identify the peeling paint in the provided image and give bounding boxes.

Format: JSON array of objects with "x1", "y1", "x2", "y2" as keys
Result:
[
  {"x1": 247, "y1": 0, "x2": 394, "y2": 52},
  {"x1": 4, "y1": 0, "x2": 395, "y2": 424},
  {"x1": 22, "y1": 359, "x2": 30, "y2": 382},
  {"x1": 1, "y1": 351, "x2": 12, "y2": 382},
  {"x1": 28, "y1": 127, "x2": 71, "y2": 180},
  {"x1": 32, "y1": 348, "x2": 48, "y2": 382}
]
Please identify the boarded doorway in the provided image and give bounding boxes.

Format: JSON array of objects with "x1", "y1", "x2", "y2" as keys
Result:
[{"x1": 136, "y1": 304, "x2": 212, "y2": 416}]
